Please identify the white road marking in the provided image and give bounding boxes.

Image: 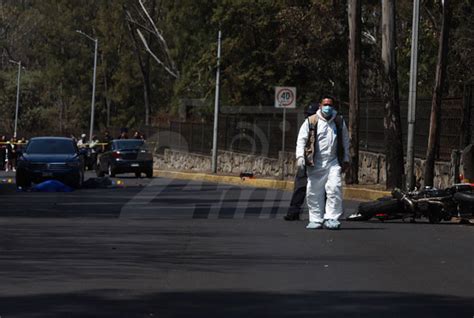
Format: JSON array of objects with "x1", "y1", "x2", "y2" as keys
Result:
[
  {"x1": 233, "y1": 188, "x2": 255, "y2": 219},
  {"x1": 119, "y1": 177, "x2": 174, "y2": 218},
  {"x1": 259, "y1": 189, "x2": 280, "y2": 219}
]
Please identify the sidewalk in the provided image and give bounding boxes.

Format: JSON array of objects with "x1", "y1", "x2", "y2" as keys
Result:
[{"x1": 153, "y1": 169, "x2": 391, "y2": 201}]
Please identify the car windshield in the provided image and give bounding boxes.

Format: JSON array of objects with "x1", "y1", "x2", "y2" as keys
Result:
[
  {"x1": 26, "y1": 139, "x2": 76, "y2": 154},
  {"x1": 114, "y1": 140, "x2": 146, "y2": 150}
]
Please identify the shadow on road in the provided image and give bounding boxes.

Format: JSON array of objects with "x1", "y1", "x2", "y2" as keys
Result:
[
  {"x1": 356, "y1": 219, "x2": 471, "y2": 226},
  {"x1": 0, "y1": 290, "x2": 471, "y2": 318}
]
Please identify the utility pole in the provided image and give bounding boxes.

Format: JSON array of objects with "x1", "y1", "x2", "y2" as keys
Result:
[
  {"x1": 406, "y1": 0, "x2": 420, "y2": 190},
  {"x1": 76, "y1": 30, "x2": 98, "y2": 142},
  {"x1": 381, "y1": 0, "x2": 404, "y2": 189},
  {"x1": 347, "y1": 0, "x2": 361, "y2": 184},
  {"x1": 9, "y1": 60, "x2": 22, "y2": 139},
  {"x1": 424, "y1": 0, "x2": 452, "y2": 187},
  {"x1": 211, "y1": 30, "x2": 222, "y2": 174}
]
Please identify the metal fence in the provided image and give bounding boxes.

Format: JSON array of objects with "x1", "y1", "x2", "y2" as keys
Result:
[
  {"x1": 151, "y1": 113, "x2": 300, "y2": 158},
  {"x1": 339, "y1": 97, "x2": 472, "y2": 160},
  {"x1": 7, "y1": 96, "x2": 471, "y2": 162},
  {"x1": 152, "y1": 96, "x2": 472, "y2": 161}
]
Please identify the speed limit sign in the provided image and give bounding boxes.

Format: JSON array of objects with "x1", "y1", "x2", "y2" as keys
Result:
[{"x1": 275, "y1": 86, "x2": 296, "y2": 108}]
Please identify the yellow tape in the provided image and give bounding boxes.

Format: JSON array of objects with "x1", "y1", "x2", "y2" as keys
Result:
[
  {"x1": 0, "y1": 142, "x2": 26, "y2": 145},
  {"x1": 0, "y1": 141, "x2": 151, "y2": 146}
]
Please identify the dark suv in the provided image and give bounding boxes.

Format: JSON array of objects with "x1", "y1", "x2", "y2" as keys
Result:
[
  {"x1": 96, "y1": 139, "x2": 153, "y2": 178},
  {"x1": 16, "y1": 137, "x2": 85, "y2": 188}
]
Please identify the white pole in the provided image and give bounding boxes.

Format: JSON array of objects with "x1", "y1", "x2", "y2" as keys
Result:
[
  {"x1": 281, "y1": 105, "x2": 286, "y2": 180},
  {"x1": 76, "y1": 30, "x2": 98, "y2": 142},
  {"x1": 14, "y1": 61, "x2": 21, "y2": 139},
  {"x1": 90, "y1": 38, "x2": 98, "y2": 142},
  {"x1": 211, "y1": 30, "x2": 222, "y2": 174},
  {"x1": 406, "y1": 0, "x2": 420, "y2": 190}
]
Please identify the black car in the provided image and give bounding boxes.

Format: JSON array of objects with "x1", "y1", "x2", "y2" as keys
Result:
[
  {"x1": 96, "y1": 139, "x2": 153, "y2": 178},
  {"x1": 16, "y1": 137, "x2": 85, "y2": 188}
]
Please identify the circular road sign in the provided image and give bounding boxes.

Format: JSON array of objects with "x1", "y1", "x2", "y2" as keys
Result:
[{"x1": 275, "y1": 87, "x2": 296, "y2": 108}]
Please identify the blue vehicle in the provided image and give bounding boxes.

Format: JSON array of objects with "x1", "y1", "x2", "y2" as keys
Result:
[{"x1": 16, "y1": 137, "x2": 85, "y2": 188}]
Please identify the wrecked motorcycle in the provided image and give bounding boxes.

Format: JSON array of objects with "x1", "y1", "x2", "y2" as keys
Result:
[{"x1": 347, "y1": 183, "x2": 474, "y2": 223}]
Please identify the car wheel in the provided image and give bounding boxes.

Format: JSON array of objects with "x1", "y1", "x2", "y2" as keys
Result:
[
  {"x1": 108, "y1": 164, "x2": 116, "y2": 177},
  {"x1": 70, "y1": 173, "x2": 83, "y2": 189},
  {"x1": 96, "y1": 163, "x2": 105, "y2": 177},
  {"x1": 146, "y1": 168, "x2": 153, "y2": 178},
  {"x1": 16, "y1": 172, "x2": 31, "y2": 189}
]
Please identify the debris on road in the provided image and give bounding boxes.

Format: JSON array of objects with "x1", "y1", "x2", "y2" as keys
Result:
[{"x1": 82, "y1": 177, "x2": 113, "y2": 189}]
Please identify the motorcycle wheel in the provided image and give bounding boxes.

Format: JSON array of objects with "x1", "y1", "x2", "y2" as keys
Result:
[
  {"x1": 454, "y1": 192, "x2": 474, "y2": 216},
  {"x1": 454, "y1": 192, "x2": 474, "y2": 204},
  {"x1": 351, "y1": 197, "x2": 402, "y2": 221},
  {"x1": 428, "y1": 213, "x2": 442, "y2": 224},
  {"x1": 426, "y1": 204, "x2": 443, "y2": 224}
]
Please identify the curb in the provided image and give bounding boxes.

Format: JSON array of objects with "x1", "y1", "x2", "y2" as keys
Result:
[
  {"x1": 343, "y1": 188, "x2": 391, "y2": 201},
  {"x1": 153, "y1": 169, "x2": 390, "y2": 201}
]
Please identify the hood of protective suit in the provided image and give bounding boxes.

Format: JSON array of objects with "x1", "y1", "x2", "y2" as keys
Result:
[{"x1": 316, "y1": 109, "x2": 337, "y2": 123}]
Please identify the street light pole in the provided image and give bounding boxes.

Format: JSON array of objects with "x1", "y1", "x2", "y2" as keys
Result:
[
  {"x1": 211, "y1": 30, "x2": 222, "y2": 174},
  {"x1": 91, "y1": 38, "x2": 98, "y2": 142},
  {"x1": 9, "y1": 60, "x2": 21, "y2": 139},
  {"x1": 406, "y1": 0, "x2": 420, "y2": 190},
  {"x1": 76, "y1": 30, "x2": 98, "y2": 142}
]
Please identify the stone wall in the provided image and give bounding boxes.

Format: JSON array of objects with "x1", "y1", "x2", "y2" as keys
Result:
[
  {"x1": 357, "y1": 151, "x2": 453, "y2": 188},
  {"x1": 155, "y1": 149, "x2": 455, "y2": 188},
  {"x1": 155, "y1": 149, "x2": 295, "y2": 179}
]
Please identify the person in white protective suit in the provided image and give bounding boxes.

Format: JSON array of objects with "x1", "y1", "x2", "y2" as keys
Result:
[
  {"x1": 77, "y1": 134, "x2": 87, "y2": 148},
  {"x1": 295, "y1": 95, "x2": 350, "y2": 230}
]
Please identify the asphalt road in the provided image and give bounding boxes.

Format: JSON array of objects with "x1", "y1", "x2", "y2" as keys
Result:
[{"x1": 0, "y1": 171, "x2": 472, "y2": 318}]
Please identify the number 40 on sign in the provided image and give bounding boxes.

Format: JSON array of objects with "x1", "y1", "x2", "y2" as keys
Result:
[{"x1": 274, "y1": 86, "x2": 296, "y2": 109}]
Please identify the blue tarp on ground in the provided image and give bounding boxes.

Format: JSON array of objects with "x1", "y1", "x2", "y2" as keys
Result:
[{"x1": 31, "y1": 180, "x2": 74, "y2": 192}]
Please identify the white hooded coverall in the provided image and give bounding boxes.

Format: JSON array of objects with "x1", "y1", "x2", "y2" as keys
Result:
[{"x1": 296, "y1": 110, "x2": 350, "y2": 223}]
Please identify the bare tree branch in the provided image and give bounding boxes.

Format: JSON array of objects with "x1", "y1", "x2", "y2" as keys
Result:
[
  {"x1": 137, "y1": 0, "x2": 178, "y2": 76},
  {"x1": 125, "y1": 10, "x2": 155, "y2": 35},
  {"x1": 135, "y1": 3, "x2": 149, "y2": 27},
  {"x1": 136, "y1": 28, "x2": 178, "y2": 78},
  {"x1": 362, "y1": 30, "x2": 376, "y2": 44},
  {"x1": 422, "y1": 0, "x2": 440, "y2": 32}
]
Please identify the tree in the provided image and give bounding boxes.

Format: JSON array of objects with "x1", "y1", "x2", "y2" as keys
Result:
[
  {"x1": 125, "y1": 0, "x2": 179, "y2": 125},
  {"x1": 346, "y1": 0, "x2": 361, "y2": 184},
  {"x1": 163, "y1": 0, "x2": 217, "y2": 106},
  {"x1": 381, "y1": 0, "x2": 404, "y2": 189},
  {"x1": 124, "y1": 0, "x2": 154, "y2": 126},
  {"x1": 0, "y1": 0, "x2": 471, "y2": 138},
  {"x1": 209, "y1": 1, "x2": 348, "y2": 108},
  {"x1": 424, "y1": 0, "x2": 452, "y2": 187}
]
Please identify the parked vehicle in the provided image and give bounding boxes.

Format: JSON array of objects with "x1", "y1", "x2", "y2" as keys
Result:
[
  {"x1": 16, "y1": 137, "x2": 85, "y2": 188},
  {"x1": 348, "y1": 183, "x2": 474, "y2": 223},
  {"x1": 96, "y1": 139, "x2": 153, "y2": 178}
]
